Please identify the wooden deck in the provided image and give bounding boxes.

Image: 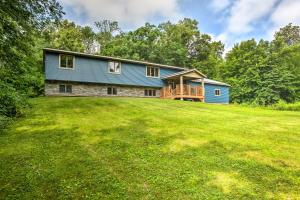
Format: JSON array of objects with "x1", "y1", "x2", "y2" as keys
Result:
[{"x1": 160, "y1": 84, "x2": 204, "y2": 101}]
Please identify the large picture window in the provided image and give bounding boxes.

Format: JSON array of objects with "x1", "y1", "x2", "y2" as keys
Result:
[
  {"x1": 146, "y1": 66, "x2": 159, "y2": 78},
  {"x1": 108, "y1": 61, "x2": 121, "y2": 74},
  {"x1": 60, "y1": 54, "x2": 74, "y2": 69}
]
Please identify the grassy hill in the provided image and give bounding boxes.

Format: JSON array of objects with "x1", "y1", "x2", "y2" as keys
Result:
[{"x1": 1, "y1": 97, "x2": 299, "y2": 199}]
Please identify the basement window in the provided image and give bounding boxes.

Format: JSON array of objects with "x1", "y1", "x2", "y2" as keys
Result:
[
  {"x1": 60, "y1": 54, "x2": 74, "y2": 69},
  {"x1": 214, "y1": 89, "x2": 221, "y2": 96},
  {"x1": 59, "y1": 84, "x2": 72, "y2": 93},
  {"x1": 144, "y1": 89, "x2": 157, "y2": 97},
  {"x1": 107, "y1": 87, "x2": 117, "y2": 95}
]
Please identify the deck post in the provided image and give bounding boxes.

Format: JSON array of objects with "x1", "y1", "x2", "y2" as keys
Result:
[
  {"x1": 180, "y1": 75, "x2": 183, "y2": 100},
  {"x1": 202, "y1": 78, "x2": 205, "y2": 102}
]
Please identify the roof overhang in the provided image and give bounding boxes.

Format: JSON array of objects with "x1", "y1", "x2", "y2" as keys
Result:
[
  {"x1": 192, "y1": 78, "x2": 231, "y2": 86},
  {"x1": 162, "y1": 69, "x2": 207, "y2": 80},
  {"x1": 43, "y1": 48, "x2": 186, "y2": 70}
]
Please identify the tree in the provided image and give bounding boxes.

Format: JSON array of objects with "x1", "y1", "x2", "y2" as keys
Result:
[
  {"x1": 222, "y1": 25, "x2": 300, "y2": 105},
  {"x1": 0, "y1": 0, "x2": 63, "y2": 126},
  {"x1": 275, "y1": 23, "x2": 300, "y2": 46},
  {"x1": 81, "y1": 26, "x2": 97, "y2": 54},
  {"x1": 49, "y1": 20, "x2": 85, "y2": 52},
  {"x1": 101, "y1": 18, "x2": 224, "y2": 79},
  {"x1": 95, "y1": 20, "x2": 121, "y2": 52},
  {"x1": 0, "y1": 0, "x2": 63, "y2": 70}
]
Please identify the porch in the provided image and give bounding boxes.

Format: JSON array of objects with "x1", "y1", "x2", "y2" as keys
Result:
[
  {"x1": 160, "y1": 69, "x2": 206, "y2": 101},
  {"x1": 160, "y1": 84, "x2": 204, "y2": 101}
]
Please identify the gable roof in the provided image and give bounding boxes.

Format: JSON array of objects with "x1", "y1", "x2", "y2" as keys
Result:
[
  {"x1": 193, "y1": 78, "x2": 231, "y2": 86},
  {"x1": 43, "y1": 48, "x2": 186, "y2": 70},
  {"x1": 162, "y1": 69, "x2": 207, "y2": 79}
]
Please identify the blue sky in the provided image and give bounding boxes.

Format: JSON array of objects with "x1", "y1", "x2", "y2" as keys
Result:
[{"x1": 60, "y1": 0, "x2": 300, "y2": 51}]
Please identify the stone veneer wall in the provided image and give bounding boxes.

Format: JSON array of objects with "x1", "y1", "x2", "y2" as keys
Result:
[{"x1": 45, "y1": 81, "x2": 160, "y2": 97}]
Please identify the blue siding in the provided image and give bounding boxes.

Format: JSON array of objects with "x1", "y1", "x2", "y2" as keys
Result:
[
  {"x1": 45, "y1": 51, "x2": 230, "y2": 103},
  {"x1": 204, "y1": 84, "x2": 229, "y2": 103},
  {"x1": 45, "y1": 52, "x2": 182, "y2": 87},
  {"x1": 185, "y1": 81, "x2": 230, "y2": 103}
]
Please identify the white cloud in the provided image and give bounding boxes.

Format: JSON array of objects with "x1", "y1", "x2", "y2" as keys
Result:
[
  {"x1": 271, "y1": 0, "x2": 300, "y2": 26},
  {"x1": 227, "y1": 0, "x2": 277, "y2": 34},
  {"x1": 60, "y1": 0, "x2": 181, "y2": 27},
  {"x1": 270, "y1": 0, "x2": 300, "y2": 34},
  {"x1": 214, "y1": 0, "x2": 279, "y2": 52},
  {"x1": 210, "y1": 0, "x2": 231, "y2": 12}
]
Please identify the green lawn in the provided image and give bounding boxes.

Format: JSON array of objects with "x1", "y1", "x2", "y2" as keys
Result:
[{"x1": 1, "y1": 97, "x2": 300, "y2": 199}]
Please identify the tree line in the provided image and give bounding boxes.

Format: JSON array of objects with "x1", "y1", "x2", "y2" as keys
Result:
[
  {"x1": 1, "y1": 0, "x2": 299, "y2": 129},
  {"x1": 44, "y1": 19, "x2": 300, "y2": 106}
]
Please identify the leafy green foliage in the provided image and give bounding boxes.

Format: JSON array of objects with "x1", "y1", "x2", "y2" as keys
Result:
[
  {"x1": 101, "y1": 19, "x2": 224, "y2": 78},
  {"x1": 0, "y1": 0, "x2": 63, "y2": 68},
  {"x1": 95, "y1": 20, "x2": 121, "y2": 50},
  {"x1": 271, "y1": 100, "x2": 300, "y2": 111},
  {"x1": 275, "y1": 23, "x2": 300, "y2": 46},
  {"x1": 223, "y1": 24, "x2": 300, "y2": 105},
  {"x1": 0, "y1": 82, "x2": 27, "y2": 117},
  {"x1": 48, "y1": 20, "x2": 95, "y2": 52},
  {"x1": 0, "y1": 0, "x2": 63, "y2": 128}
]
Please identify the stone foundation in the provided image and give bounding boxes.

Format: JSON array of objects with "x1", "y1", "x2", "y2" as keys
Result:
[{"x1": 45, "y1": 81, "x2": 160, "y2": 97}]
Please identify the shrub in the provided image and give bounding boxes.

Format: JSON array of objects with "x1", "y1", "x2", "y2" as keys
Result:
[
  {"x1": 0, "y1": 115, "x2": 12, "y2": 133},
  {"x1": 0, "y1": 82, "x2": 27, "y2": 117},
  {"x1": 271, "y1": 100, "x2": 300, "y2": 111}
]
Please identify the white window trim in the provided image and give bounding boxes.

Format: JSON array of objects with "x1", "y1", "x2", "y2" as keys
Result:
[
  {"x1": 214, "y1": 89, "x2": 221, "y2": 96},
  {"x1": 59, "y1": 54, "x2": 75, "y2": 70},
  {"x1": 146, "y1": 66, "x2": 160, "y2": 78},
  {"x1": 108, "y1": 61, "x2": 122, "y2": 74}
]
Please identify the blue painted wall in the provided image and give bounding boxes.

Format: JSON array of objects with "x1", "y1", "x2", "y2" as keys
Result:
[
  {"x1": 45, "y1": 51, "x2": 230, "y2": 103},
  {"x1": 45, "y1": 52, "x2": 182, "y2": 87},
  {"x1": 188, "y1": 81, "x2": 229, "y2": 103},
  {"x1": 204, "y1": 84, "x2": 229, "y2": 103}
]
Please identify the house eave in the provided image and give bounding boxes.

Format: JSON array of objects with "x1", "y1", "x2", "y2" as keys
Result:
[
  {"x1": 192, "y1": 78, "x2": 231, "y2": 87},
  {"x1": 43, "y1": 48, "x2": 187, "y2": 70},
  {"x1": 161, "y1": 69, "x2": 207, "y2": 79}
]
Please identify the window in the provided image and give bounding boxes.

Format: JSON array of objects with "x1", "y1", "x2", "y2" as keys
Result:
[
  {"x1": 215, "y1": 89, "x2": 221, "y2": 96},
  {"x1": 146, "y1": 66, "x2": 159, "y2": 78},
  {"x1": 108, "y1": 61, "x2": 121, "y2": 74},
  {"x1": 59, "y1": 84, "x2": 72, "y2": 93},
  {"x1": 145, "y1": 89, "x2": 157, "y2": 97},
  {"x1": 66, "y1": 85, "x2": 72, "y2": 93},
  {"x1": 107, "y1": 87, "x2": 117, "y2": 95},
  {"x1": 60, "y1": 54, "x2": 74, "y2": 69}
]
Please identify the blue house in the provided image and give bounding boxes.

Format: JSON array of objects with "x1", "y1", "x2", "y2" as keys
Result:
[{"x1": 44, "y1": 48, "x2": 230, "y2": 103}]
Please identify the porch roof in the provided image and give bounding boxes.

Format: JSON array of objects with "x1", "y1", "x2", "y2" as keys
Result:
[
  {"x1": 193, "y1": 78, "x2": 231, "y2": 86},
  {"x1": 161, "y1": 69, "x2": 207, "y2": 80}
]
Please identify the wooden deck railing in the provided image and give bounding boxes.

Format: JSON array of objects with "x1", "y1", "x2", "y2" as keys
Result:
[{"x1": 160, "y1": 84, "x2": 204, "y2": 100}]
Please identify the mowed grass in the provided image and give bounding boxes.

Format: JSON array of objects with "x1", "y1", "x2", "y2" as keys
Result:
[{"x1": 1, "y1": 97, "x2": 300, "y2": 199}]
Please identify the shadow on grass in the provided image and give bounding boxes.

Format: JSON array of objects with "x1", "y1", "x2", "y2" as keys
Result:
[{"x1": 1, "y1": 117, "x2": 299, "y2": 199}]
